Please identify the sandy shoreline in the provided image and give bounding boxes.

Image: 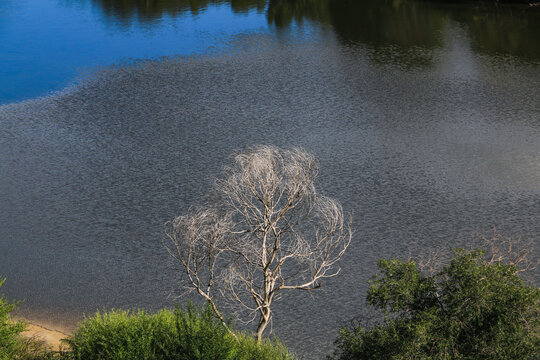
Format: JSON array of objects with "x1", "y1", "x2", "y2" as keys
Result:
[{"x1": 15, "y1": 318, "x2": 71, "y2": 351}]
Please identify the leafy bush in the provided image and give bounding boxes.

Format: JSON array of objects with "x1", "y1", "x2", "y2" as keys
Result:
[
  {"x1": 0, "y1": 276, "x2": 26, "y2": 360},
  {"x1": 330, "y1": 249, "x2": 540, "y2": 360},
  {"x1": 65, "y1": 303, "x2": 296, "y2": 360},
  {"x1": 232, "y1": 333, "x2": 294, "y2": 360}
]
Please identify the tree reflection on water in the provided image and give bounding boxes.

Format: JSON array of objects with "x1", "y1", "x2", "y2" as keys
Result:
[{"x1": 88, "y1": 0, "x2": 539, "y2": 64}]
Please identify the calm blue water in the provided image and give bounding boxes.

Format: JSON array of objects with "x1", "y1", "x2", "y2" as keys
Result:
[{"x1": 0, "y1": 0, "x2": 275, "y2": 104}]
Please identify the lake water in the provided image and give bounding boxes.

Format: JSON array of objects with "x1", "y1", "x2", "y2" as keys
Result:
[{"x1": 1, "y1": 0, "x2": 539, "y2": 357}]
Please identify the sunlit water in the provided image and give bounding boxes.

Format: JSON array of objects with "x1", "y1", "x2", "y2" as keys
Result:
[{"x1": 1, "y1": 0, "x2": 539, "y2": 357}]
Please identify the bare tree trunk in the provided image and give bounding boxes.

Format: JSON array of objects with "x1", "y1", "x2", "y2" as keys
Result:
[{"x1": 255, "y1": 306, "x2": 271, "y2": 342}]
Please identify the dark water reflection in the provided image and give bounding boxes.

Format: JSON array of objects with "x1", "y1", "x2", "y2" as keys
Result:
[
  {"x1": 89, "y1": 0, "x2": 540, "y2": 62},
  {"x1": 268, "y1": 0, "x2": 540, "y2": 63},
  {"x1": 91, "y1": 0, "x2": 266, "y2": 19}
]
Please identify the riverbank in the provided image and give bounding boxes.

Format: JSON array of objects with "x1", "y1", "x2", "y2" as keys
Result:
[{"x1": 16, "y1": 319, "x2": 71, "y2": 352}]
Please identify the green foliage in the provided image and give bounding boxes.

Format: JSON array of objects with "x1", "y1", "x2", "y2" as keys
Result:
[
  {"x1": 0, "y1": 276, "x2": 26, "y2": 360},
  {"x1": 64, "y1": 308, "x2": 176, "y2": 360},
  {"x1": 232, "y1": 333, "x2": 294, "y2": 360},
  {"x1": 64, "y1": 302, "x2": 296, "y2": 360},
  {"x1": 330, "y1": 249, "x2": 540, "y2": 360},
  {"x1": 172, "y1": 303, "x2": 235, "y2": 360}
]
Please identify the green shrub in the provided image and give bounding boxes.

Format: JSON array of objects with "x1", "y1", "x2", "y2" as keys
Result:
[
  {"x1": 330, "y1": 249, "x2": 540, "y2": 360},
  {"x1": 65, "y1": 303, "x2": 296, "y2": 360},
  {"x1": 64, "y1": 308, "x2": 175, "y2": 360},
  {"x1": 232, "y1": 333, "x2": 294, "y2": 360},
  {"x1": 0, "y1": 276, "x2": 26, "y2": 360},
  {"x1": 170, "y1": 303, "x2": 235, "y2": 360}
]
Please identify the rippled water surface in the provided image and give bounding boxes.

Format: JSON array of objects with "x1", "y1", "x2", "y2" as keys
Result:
[{"x1": 1, "y1": 0, "x2": 540, "y2": 357}]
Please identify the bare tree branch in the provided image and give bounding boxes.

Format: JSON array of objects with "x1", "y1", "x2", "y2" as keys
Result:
[{"x1": 166, "y1": 145, "x2": 352, "y2": 341}]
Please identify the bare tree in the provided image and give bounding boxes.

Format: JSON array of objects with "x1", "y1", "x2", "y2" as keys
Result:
[
  {"x1": 413, "y1": 230, "x2": 539, "y2": 278},
  {"x1": 166, "y1": 145, "x2": 351, "y2": 341},
  {"x1": 476, "y1": 230, "x2": 539, "y2": 274}
]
